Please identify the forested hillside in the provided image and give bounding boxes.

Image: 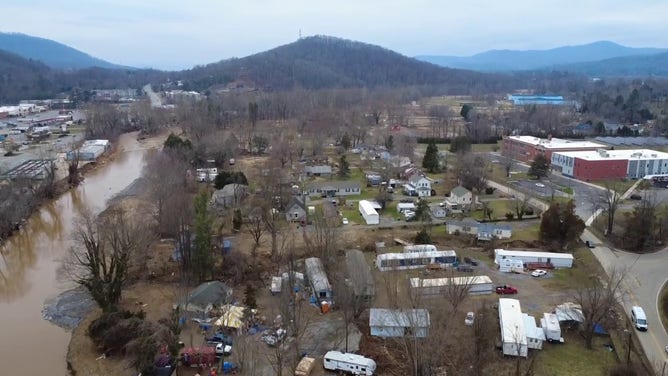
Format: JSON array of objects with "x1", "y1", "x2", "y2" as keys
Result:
[
  {"x1": 0, "y1": 49, "x2": 56, "y2": 102},
  {"x1": 176, "y1": 36, "x2": 514, "y2": 93}
]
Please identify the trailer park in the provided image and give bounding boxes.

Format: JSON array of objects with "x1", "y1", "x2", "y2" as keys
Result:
[{"x1": 163, "y1": 165, "x2": 639, "y2": 376}]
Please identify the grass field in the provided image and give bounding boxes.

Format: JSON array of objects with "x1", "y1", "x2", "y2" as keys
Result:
[
  {"x1": 511, "y1": 222, "x2": 541, "y2": 242},
  {"x1": 532, "y1": 332, "x2": 618, "y2": 376}
]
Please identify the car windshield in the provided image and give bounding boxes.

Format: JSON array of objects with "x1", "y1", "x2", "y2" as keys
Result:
[{"x1": 637, "y1": 319, "x2": 647, "y2": 325}]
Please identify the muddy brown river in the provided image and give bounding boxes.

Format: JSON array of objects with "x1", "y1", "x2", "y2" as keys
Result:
[{"x1": 0, "y1": 132, "x2": 149, "y2": 375}]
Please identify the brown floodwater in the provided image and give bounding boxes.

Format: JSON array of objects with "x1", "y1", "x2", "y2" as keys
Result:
[{"x1": 0, "y1": 132, "x2": 149, "y2": 375}]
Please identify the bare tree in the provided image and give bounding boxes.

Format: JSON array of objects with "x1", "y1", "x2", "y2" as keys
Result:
[
  {"x1": 246, "y1": 209, "x2": 265, "y2": 253},
  {"x1": 65, "y1": 207, "x2": 150, "y2": 311},
  {"x1": 598, "y1": 182, "x2": 622, "y2": 236},
  {"x1": 67, "y1": 146, "x2": 81, "y2": 187},
  {"x1": 501, "y1": 154, "x2": 515, "y2": 179},
  {"x1": 572, "y1": 267, "x2": 627, "y2": 349},
  {"x1": 144, "y1": 150, "x2": 190, "y2": 236},
  {"x1": 512, "y1": 195, "x2": 531, "y2": 220},
  {"x1": 302, "y1": 208, "x2": 338, "y2": 265}
]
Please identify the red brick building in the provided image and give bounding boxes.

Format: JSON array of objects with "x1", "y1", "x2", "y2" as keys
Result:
[
  {"x1": 502, "y1": 136, "x2": 605, "y2": 163},
  {"x1": 552, "y1": 149, "x2": 668, "y2": 181}
]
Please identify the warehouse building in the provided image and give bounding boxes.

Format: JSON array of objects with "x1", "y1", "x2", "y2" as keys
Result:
[
  {"x1": 502, "y1": 135, "x2": 604, "y2": 163},
  {"x1": 551, "y1": 148, "x2": 668, "y2": 181}
]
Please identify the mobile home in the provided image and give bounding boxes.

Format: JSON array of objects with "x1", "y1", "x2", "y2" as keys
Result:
[
  {"x1": 410, "y1": 275, "x2": 494, "y2": 298},
  {"x1": 323, "y1": 351, "x2": 376, "y2": 376},
  {"x1": 499, "y1": 298, "x2": 528, "y2": 357},
  {"x1": 403, "y1": 244, "x2": 438, "y2": 253},
  {"x1": 369, "y1": 308, "x2": 430, "y2": 338},
  {"x1": 375, "y1": 250, "x2": 457, "y2": 272},
  {"x1": 359, "y1": 200, "x2": 380, "y2": 225},
  {"x1": 522, "y1": 314, "x2": 545, "y2": 350},
  {"x1": 494, "y1": 249, "x2": 573, "y2": 269},
  {"x1": 305, "y1": 257, "x2": 332, "y2": 300}
]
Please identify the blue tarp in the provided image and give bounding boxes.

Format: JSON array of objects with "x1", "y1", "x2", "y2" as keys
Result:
[{"x1": 593, "y1": 323, "x2": 608, "y2": 335}]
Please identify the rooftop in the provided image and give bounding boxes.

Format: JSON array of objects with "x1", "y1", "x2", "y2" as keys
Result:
[
  {"x1": 369, "y1": 308, "x2": 430, "y2": 328},
  {"x1": 553, "y1": 148, "x2": 668, "y2": 161},
  {"x1": 507, "y1": 136, "x2": 604, "y2": 149}
]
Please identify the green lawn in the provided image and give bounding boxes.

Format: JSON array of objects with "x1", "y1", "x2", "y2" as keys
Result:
[
  {"x1": 532, "y1": 333, "x2": 618, "y2": 376},
  {"x1": 511, "y1": 222, "x2": 540, "y2": 242},
  {"x1": 473, "y1": 199, "x2": 512, "y2": 221},
  {"x1": 471, "y1": 143, "x2": 499, "y2": 153}
]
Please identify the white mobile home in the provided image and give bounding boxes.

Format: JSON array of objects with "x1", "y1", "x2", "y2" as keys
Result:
[
  {"x1": 409, "y1": 275, "x2": 493, "y2": 298},
  {"x1": 369, "y1": 308, "x2": 430, "y2": 338},
  {"x1": 359, "y1": 200, "x2": 380, "y2": 225},
  {"x1": 323, "y1": 351, "x2": 376, "y2": 376},
  {"x1": 499, "y1": 298, "x2": 528, "y2": 357},
  {"x1": 540, "y1": 313, "x2": 563, "y2": 343},
  {"x1": 494, "y1": 249, "x2": 574, "y2": 269},
  {"x1": 305, "y1": 257, "x2": 332, "y2": 300},
  {"x1": 403, "y1": 244, "x2": 438, "y2": 253},
  {"x1": 375, "y1": 250, "x2": 457, "y2": 272},
  {"x1": 396, "y1": 202, "x2": 416, "y2": 213},
  {"x1": 522, "y1": 314, "x2": 545, "y2": 350}
]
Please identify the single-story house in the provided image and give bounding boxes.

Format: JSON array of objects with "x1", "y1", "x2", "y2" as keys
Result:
[
  {"x1": 285, "y1": 196, "x2": 307, "y2": 222},
  {"x1": 305, "y1": 180, "x2": 362, "y2": 197},
  {"x1": 366, "y1": 173, "x2": 382, "y2": 186},
  {"x1": 305, "y1": 165, "x2": 332, "y2": 177},
  {"x1": 431, "y1": 205, "x2": 447, "y2": 218},
  {"x1": 369, "y1": 308, "x2": 430, "y2": 338},
  {"x1": 184, "y1": 281, "x2": 233, "y2": 316},
  {"x1": 446, "y1": 219, "x2": 512, "y2": 240},
  {"x1": 211, "y1": 184, "x2": 248, "y2": 208}
]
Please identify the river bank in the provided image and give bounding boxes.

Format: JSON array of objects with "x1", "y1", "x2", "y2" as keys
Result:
[{"x1": 0, "y1": 130, "x2": 169, "y2": 376}]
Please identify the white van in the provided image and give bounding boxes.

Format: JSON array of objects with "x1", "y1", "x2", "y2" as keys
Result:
[
  {"x1": 323, "y1": 351, "x2": 376, "y2": 375},
  {"x1": 631, "y1": 306, "x2": 648, "y2": 331}
]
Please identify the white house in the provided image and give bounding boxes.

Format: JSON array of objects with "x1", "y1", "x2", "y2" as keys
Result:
[
  {"x1": 499, "y1": 298, "x2": 528, "y2": 357},
  {"x1": 449, "y1": 185, "x2": 473, "y2": 206},
  {"x1": 406, "y1": 175, "x2": 432, "y2": 197},
  {"x1": 306, "y1": 181, "x2": 361, "y2": 197},
  {"x1": 369, "y1": 308, "x2": 430, "y2": 338},
  {"x1": 410, "y1": 275, "x2": 494, "y2": 298}
]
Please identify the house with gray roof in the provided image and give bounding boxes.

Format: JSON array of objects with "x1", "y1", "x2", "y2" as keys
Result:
[
  {"x1": 369, "y1": 308, "x2": 430, "y2": 338},
  {"x1": 304, "y1": 165, "x2": 333, "y2": 177},
  {"x1": 211, "y1": 184, "x2": 248, "y2": 208},
  {"x1": 446, "y1": 219, "x2": 512, "y2": 240},
  {"x1": 306, "y1": 180, "x2": 362, "y2": 197},
  {"x1": 285, "y1": 196, "x2": 308, "y2": 222}
]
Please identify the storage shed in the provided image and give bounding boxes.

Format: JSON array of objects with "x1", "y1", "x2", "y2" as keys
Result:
[
  {"x1": 494, "y1": 249, "x2": 573, "y2": 269},
  {"x1": 409, "y1": 275, "x2": 494, "y2": 298},
  {"x1": 369, "y1": 308, "x2": 430, "y2": 338},
  {"x1": 499, "y1": 298, "x2": 528, "y2": 357},
  {"x1": 359, "y1": 200, "x2": 380, "y2": 225},
  {"x1": 305, "y1": 257, "x2": 332, "y2": 300},
  {"x1": 345, "y1": 250, "x2": 375, "y2": 299}
]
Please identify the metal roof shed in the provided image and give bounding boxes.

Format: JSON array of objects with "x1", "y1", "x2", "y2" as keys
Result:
[{"x1": 369, "y1": 308, "x2": 430, "y2": 338}]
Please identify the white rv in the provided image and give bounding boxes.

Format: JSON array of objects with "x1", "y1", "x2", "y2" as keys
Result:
[
  {"x1": 323, "y1": 351, "x2": 376, "y2": 375},
  {"x1": 540, "y1": 313, "x2": 564, "y2": 343}
]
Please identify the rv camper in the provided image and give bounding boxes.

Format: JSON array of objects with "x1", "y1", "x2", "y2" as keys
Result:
[{"x1": 323, "y1": 351, "x2": 376, "y2": 375}]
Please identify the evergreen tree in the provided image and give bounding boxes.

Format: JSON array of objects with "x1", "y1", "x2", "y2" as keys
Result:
[
  {"x1": 414, "y1": 228, "x2": 432, "y2": 244},
  {"x1": 414, "y1": 199, "x2": 432, "y2": 223},
  {"x1": 529, "y1": 154, "x2": 550, "y2": 179},
  {"x1": 385, "y1": 135, "x2": 394, "y2": 151},
  {"x1": 623, "y1": 198, "x2": 656, "y2": 253},
  {"x1": 340, "y1": 133, "x2": 351, "y2": 150},
  {"x1": 422, "y1": 141, "x2": 440, "y2": 173},
  {"x1": 539, "y1": 200, "x2": 585, "y2": 250},
  {"x1": 232, "y1": 209, "x2": 242, "y2": 231},
  {"x1": 449, "y1": 136, "x2": 471, "y2": 153},
  {"x1": 193, "y1": 191, "x2": 213, "y2": 282},
  {"x1": 339, "y1": 155, "x2": 350, "y2": 177}
]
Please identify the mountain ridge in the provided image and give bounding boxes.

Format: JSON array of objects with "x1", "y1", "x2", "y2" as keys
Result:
[
  {"x1": 416, "y1": 41, "x2": 668, "y2": 72},
  {"x1": 0, "y1": 32, "x2": 130, "y2": 70}
]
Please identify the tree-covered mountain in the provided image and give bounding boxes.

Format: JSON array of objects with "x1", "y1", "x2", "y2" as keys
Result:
[
  {"x1": 0, "y1": 49, "x2": 56, "y2": 102},
  {"x1": 552, "y1": 52, "x2": 668, "y2": 77},
  {"x1": 174, "y1": 36, "x2": 513, "y2": 92},
  {"x1": 0, "y1": 32, "x2": 128, "y2": 70},
  {"x1": 416, "y1": 41, "x2": 667, "y2": 72}
]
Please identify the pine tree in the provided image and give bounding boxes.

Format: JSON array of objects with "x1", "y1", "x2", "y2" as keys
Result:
[
  {"x1": 339, "y1": 155, "x2": 350, "y2": 177},
  {"x1": 539, "y1": 200, "x2": 585, "y2": 250},
  {"x1": 422, "y1": 141, "x2": 439, "y2": 173},
  {"x1": 529, "y1": 154, "x2": 550, "y2": 179}
]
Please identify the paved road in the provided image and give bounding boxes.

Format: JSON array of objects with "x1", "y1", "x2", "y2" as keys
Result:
[{"x1": 143, "y1": 84, "x2": 162, "y2": 108}]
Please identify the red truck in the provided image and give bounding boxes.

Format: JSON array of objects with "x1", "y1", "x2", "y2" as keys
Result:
[
  {"x1": 495, "y1": 285, "x2": 518, "y2": 295},
  {"x1": 181, "y1": 347, "x2": 216, "y2": 368}
]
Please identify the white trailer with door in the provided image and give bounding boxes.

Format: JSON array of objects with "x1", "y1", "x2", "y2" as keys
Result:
[
  {"x1": 376, "y1": 250, "x2": 457, "y2": 271},
  {"x1": 410, "y1": 275, "x2": 493, "y2": 298},
  {"x1": 499, "y1": 298, "x2": 528, "y2": 357},
  {"x1": 540, "y1": 313, "x2": 564, "y2": 343},
  {"x1": 494, "y1": 249, "x2": 574, "y2": 269},
  {"x1": 359, "y1": 200, "x2": 380, "y2": 225},
  {"x1": 323, "y1": 351, "x2": 376, "y2": 375}
]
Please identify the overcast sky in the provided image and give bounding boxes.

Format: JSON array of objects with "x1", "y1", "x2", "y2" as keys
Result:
[{"x1": 2, "y1": 0, "x2": 668, "y2": 70}]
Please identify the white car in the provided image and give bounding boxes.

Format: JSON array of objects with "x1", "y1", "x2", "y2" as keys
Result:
[
  {"x1": 465, "y1": 312, "x2": 475, "y2": 326},
  {"x1": 535, "y1": 182, "x2": 545, "y2": 188},
  {"x1": 531, "y1": 269, "x2": 548, "y2": 277},
  {"x1": 342, "y1": 218, "x2": 349, "y2": 225},
  {"x1": 215, "y1": 343, "x2": 232, "y2": 356}
]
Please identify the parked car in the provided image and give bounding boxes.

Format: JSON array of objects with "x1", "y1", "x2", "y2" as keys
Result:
[
  {"x1": 342, "y1": 217, "x2": 349, "y2": 225},
  {"x1": 585, "y1": 240, "x2": 595, "y2": 248},
  {"x1": 464, "y1": 257, "x2": 479, "y2": 266},
  {"x1": 535, "y1": 182, "x2": 545, "y2": 188},
  {"x1": 457, "y1": 264, "x2": 474, "y2": 272},
  {"x1": 495, "y1": 285, "x2": 518, "y2": 295},
  {"x1": 630, "y1": 194, "x2": 642, "y2": 200},
  {"x1": 531, "y1": 269, "x2": 548, "y2": 277},
  {"x1": 206, "y1": 332, "x2": 233, "y2": 346},
  {"x1": 465, "y1": 312, "x2": 475, "y2": 326},
  {"x1": 215, "y1": 343, "x2": 232, "y2": 356}
]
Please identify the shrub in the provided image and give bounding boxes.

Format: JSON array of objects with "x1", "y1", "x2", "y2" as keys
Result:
[
  {"x1": 485, "y1": 187, "x2": 495, "y2": 195},
  {"x1": 414, "y1": 228, "x2": 432, "y2": 244},
  {"x1": 505, "y1": 212, "x2": 515, "y2": 220}
]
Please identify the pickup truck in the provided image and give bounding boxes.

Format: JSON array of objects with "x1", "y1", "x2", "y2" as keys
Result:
[{"x1": 495, "y1": 285, "x2": 518, "y2": 295}]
